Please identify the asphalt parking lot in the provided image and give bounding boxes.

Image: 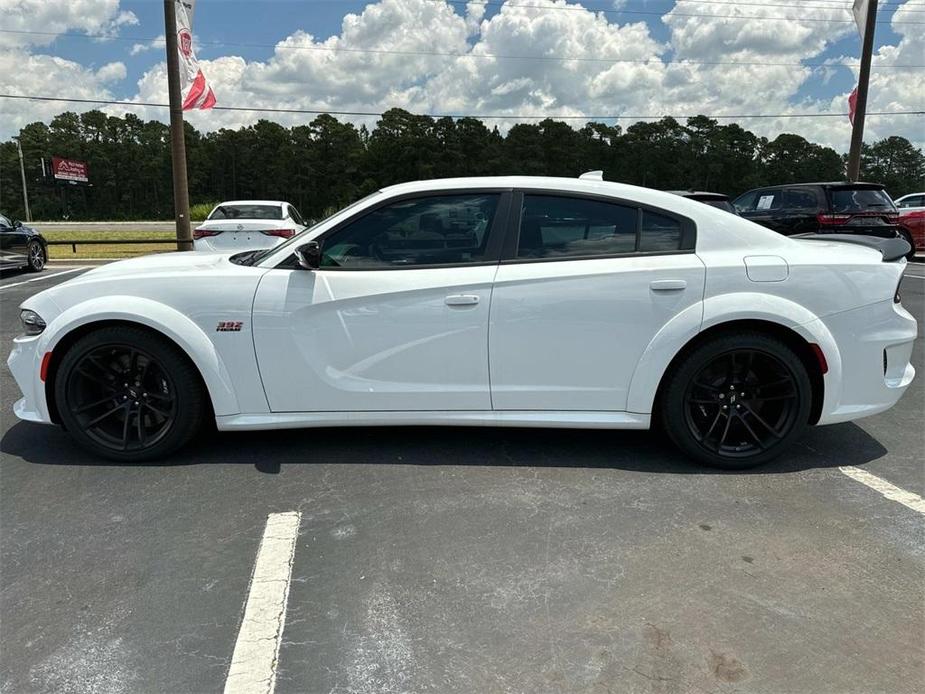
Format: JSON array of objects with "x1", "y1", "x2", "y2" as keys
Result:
[{"x1": 1, "y1": 263, "x2": 923, "y2": 694}]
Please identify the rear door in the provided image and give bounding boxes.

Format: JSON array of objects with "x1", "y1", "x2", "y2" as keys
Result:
[
  {"x1": 488, "y1": 192, "x2": 705, "y2": 412},
  {"x1": 782, "y1": 187, "x2": 821, "y2": 235}
]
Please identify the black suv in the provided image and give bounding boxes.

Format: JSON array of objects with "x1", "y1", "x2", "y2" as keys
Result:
[{"x1": 733, "y1": 182, "x2": 913, "y2": 258}]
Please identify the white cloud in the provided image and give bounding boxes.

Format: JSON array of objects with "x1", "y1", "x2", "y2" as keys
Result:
[
  {"x1": 130, "y1": 35, "x2": 166, "y2": 57},
  {"x1": 0, "y1": 0, "x2": 137, "y2": 47},
  {"x1": 2, "y1": 0, "x2": 922, "y2": 153}
]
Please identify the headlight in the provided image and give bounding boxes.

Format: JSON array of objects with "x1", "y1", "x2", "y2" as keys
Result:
[{"x1": 20, "y1": 309, "x2": 46, "y2": 336}]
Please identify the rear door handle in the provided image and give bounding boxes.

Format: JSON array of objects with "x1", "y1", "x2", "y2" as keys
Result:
[
  {"x1": 445, "y1": 294, "x2": 480, "y2": 306},
  {"x1": 650, "y1": 279, "x2": 687, "y2": 291}
]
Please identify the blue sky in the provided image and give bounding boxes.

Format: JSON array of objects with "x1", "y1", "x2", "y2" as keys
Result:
[{"x1": 2, "y1": 0, "x2": 923, "y2": 149}]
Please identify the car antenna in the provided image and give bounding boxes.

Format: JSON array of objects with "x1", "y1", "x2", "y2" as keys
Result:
[{"x1": 579, "y1": 170, "x2": 604, "y2": 181}]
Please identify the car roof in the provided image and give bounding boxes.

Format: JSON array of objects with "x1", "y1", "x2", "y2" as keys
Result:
[
  {"x1": 214, "y1": 200, "x2": 288, "y2": 207},
  {"x1": 745, "y1": 181, "x2": 886, "y2": 191},
  {"x1": 895, "y1": 192, "x2": 925, "y2": 199},
  {"x1": 667, "y1": 190, "x2": 729, "y2": 199}
]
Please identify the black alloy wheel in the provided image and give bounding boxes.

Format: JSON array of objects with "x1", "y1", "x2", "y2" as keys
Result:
[
  {"x1": 26, "y1": 241, "x2": 45, "y2": 272},
  {"x1": 660, "y1": 332, "x2": 812, "y2": 468},
  {"x1": 55, "y1": 326, "x2": 205, "y2": 460}
]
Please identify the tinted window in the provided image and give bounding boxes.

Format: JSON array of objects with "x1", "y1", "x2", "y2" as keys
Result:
[
  {"x1": 289, "y1": 206, "x2": 305, "y2": 225},
  {"x1": 518, "y1": 196, "x2": 637, "y2": 259},
  {"x1": 321, "y1": 194, "x2": 499, "y2": 268},
  {"x1": 700, "y1": 199, "x2": 737, "y2": 214},
  {"x1": 640, "y1": 211, "x2": 683, "y2": 251},
  {"x1": 785, "y1": 188, "x2": 818, "y2": 208},
  {"x1": 733, "y1": 191, "x2": 758, "y2": 212},
  {"x1": 829, "y1": 188, "x2": 896, "y2": 213},
  {"x1": 209, "y1": 204, "x2": 283, "y2": 220},
  {"x1": 897, "y1": 195, "x2": 924, "y2": 208}
]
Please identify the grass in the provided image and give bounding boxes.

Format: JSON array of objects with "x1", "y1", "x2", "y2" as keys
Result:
[{"x1": 43, "y1": 229, "x2": 181, "y2": 260}]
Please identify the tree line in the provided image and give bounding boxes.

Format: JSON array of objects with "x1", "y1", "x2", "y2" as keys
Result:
[{"x1": 1, "y1": 108, "x2": 923, "y2": 222}]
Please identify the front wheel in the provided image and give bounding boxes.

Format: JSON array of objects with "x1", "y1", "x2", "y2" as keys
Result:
[
  {"x1": 659, "y1": 332, "x2": 812, "y2": 469},
  {"x1": 54, "y1": 326, "x2": 205, "y2": 461},
  {"x1": 26, "y1": 241, "x2": 46, "y2": 272}
]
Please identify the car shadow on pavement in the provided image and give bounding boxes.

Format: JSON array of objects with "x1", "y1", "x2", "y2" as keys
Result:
[{"x1": 1, "y1": 419, "x2": 888, "y2": 475}]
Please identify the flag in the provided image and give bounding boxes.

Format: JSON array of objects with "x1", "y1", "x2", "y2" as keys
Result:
[
  {"x1": 852, "y1": 0, "x2": 870, "y2": 41},
  {"x1": 848, "y1": 86, "x2": 859, "y2": 124},
  {"x1": 175, "y1": 0, "x2": 216, "y2": 110}
]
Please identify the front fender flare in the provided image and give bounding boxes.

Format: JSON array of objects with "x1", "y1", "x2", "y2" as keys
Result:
[{"x1": 39, "y1": 296, "x2": 240, "y2": 416}]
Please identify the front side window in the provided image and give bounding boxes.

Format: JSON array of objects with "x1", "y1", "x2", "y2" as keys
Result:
[{"x1": 320, "y1": 194, "x2": 499, "y2": 268}]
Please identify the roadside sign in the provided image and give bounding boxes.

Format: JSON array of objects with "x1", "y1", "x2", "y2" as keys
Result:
[{"x1": 51, "y1": 157, "x2": 89, "y2": 184}]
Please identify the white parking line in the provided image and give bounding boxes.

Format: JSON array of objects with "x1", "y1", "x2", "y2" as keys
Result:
[
  {"x1": 839, "y1": 466, "x2": 925, "y2": 514},
  {"x1": 225, "y1": 511, "x2": 301, "y2": 694},
  {"x1": 0, "y1": 268, "x2": 87, "y2": 290}
]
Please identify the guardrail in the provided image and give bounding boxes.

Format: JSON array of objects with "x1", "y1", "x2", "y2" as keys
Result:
[{"x1": 46, "y1": 239, "x2": 180, "y2": 254}]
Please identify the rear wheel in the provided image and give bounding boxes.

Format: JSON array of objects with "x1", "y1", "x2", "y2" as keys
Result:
[
  {"x1": 899, "y1": 228, "x2": 916, "y2": 261},
  {"x1": 659, "y1": 332, "x2": 812, "y2": 469},
  {"x1": 26, "y1": 241, "x2": 45, "y2": 272},
  {"x1": 55, "y1": 326, "x2": 205, "y2": 461}
]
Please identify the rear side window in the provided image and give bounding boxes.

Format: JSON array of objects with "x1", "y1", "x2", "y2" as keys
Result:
[
  {"x1": 897, "y1": 195, "x2": 924, "y2": 209},
  {"x1": 784, "y1": 188, "x2": 818, "y2": 209},
  {"x1": 516, "y1": 195, "x2": 686, "y2": 259},
  {"x1": 829, "y1": 188, "x2": 896, "y2": 213}
]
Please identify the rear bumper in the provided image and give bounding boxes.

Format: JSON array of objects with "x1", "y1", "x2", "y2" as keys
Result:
[{"x1": 815, "y1": 299, "x2": 917, "y2": 425}]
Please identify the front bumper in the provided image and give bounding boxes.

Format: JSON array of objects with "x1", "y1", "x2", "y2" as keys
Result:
[
  {"x1": 7, "y1": 334, "x2": 52, "y2": 425},
  {"x1": 815, "y1": 298, "x2": 917, "y2": 425}
]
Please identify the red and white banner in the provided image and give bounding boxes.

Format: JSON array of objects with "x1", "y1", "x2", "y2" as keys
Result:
[
  {"x1": 51, "y1": 157, "x2": 89, "y2": 183},
  {"x1": 175, "y1": 0, "x2": 216, "y2": 110}
]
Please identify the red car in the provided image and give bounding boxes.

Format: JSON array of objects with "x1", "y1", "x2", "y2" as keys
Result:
[{"x1": 898, "y1": 209, "x2": 925, "y2": 255}]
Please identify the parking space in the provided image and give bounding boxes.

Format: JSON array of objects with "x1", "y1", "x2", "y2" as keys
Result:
[{"x1": 1, "y1": 265, "x2": 923, "y2": 693}]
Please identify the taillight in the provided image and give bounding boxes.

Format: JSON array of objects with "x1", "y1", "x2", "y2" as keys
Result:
[
  {"x1": 260, "y1": 229, "x2": 296, "y2": 239},
  {"x1": 817, "y1": 213, "x2": 852, "y2": 225},
  {"x1": 193, "y1": 228, "x2": 222, "y2": 240},
  {"x1": 886, "y1": 213, "x2": 900, "y2": 223}
]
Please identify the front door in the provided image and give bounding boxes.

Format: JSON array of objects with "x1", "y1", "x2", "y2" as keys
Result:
[
  {"x1": 252, "y1": 191, "x2": 509, "y2": 412},
  {"x1": 489, "y1": 192, "x2": 706, "y2": 411},
  {"x1": 0, "y1": 214, "x2": 27, "y2": 268}
]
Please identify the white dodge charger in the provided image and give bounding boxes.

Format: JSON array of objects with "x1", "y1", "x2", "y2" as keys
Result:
[{"x1": 8, "y1": 175, "x2": 917, "y2": 468}]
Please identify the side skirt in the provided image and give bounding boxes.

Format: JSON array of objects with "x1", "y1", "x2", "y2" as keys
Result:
[{"x1": 216, "y1": 410, "x2": 651, "y2": 432}]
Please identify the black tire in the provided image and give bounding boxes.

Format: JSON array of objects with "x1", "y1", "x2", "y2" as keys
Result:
[
  {"x1": 659, "y1": 331, "x2": 812, "y2": 469},
  {"x1": 54, "y1": 325, "x2": 205, "y2": 461},
  {"x1": 25, "y1": 240, "x2": 46, "y2": 272}
]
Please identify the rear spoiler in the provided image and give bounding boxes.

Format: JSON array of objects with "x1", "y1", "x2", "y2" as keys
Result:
[{"x1": 793, "y1": 233, "x2": 911, "y2": 262}]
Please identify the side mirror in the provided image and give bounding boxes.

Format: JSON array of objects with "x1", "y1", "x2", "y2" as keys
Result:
[{"x1": 294, "y1": 241, "x2": 322, "y2": 270}]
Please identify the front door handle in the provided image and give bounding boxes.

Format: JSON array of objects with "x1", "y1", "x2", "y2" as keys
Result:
[
  {"x1": 445, "y1": 294, "x2": 480, "y2": 306},
  {"x1": 650, "y1": 279, "x2": 687, "y2": 291}
]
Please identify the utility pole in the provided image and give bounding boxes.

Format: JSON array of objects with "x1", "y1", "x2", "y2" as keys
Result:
[
  {"x1": 847, "y1": 0, "x2": 878, "y2": 182},
  {"x1": 163, "y1": 0, "x2": 193, "y2": 250},
  {"x1": 13, "y1": 137, "x2": 31, "y2": 222}
]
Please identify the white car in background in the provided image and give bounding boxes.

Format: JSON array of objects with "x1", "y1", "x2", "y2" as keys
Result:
[
  {"x1": 8, "y1": 175, "x2": 917, "y2": 468},
  {"x1": 193, "y1": 200, "x2": 307, "y2": 252},
  {"x1": 894, "y1": 192, "x2": 925, "y2": 212}
]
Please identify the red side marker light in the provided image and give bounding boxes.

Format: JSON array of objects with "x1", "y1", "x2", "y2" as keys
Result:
[
  {"x1": 40, "y1": 352, "x2": 53, "y2": 382},
  {"x1": 810, "y1": 343, "x2": 828, "y2": 375}
]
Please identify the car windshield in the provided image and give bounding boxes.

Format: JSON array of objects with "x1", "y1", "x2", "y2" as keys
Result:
[
  {"x1": 209, "y1": 204, "x2": 283, "y2": 220},
  {"x1": 829, "y1": 188, "x2": 896, "y2": 213}
]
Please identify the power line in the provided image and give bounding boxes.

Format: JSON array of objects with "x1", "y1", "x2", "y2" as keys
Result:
[
  {"x1": 2, "y1": 93, "x2": 923, "y2": 122},
  {"x1": 3, "y1": 30, "x2": 922, "y2": 69},
  {"x1": 435, "y1": 0, "x2": 925, "y2": 22}
]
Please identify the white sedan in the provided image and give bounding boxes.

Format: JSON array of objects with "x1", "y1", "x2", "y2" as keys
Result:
[
  {"x1": 8, "y1": 175, "x2": 917, "y2": 468},
  {"x1": 193, "y1": 200, "x2": 307, "y2": 252}
]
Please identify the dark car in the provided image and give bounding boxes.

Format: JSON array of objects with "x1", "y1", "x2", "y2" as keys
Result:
[
  {"x1": 0, "y1": 213, "x2": 47, "y2": 272},
  {"x1": 669, "y1": 190, "x2": 739, "y2": 214},
  {"x1": 732, "y1": 182, "x2": 914, "y2": 259}
]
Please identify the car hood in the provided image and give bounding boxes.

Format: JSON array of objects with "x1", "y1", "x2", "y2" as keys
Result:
[{"x1": 78, "y1": 250, "x2": 235, "y2": 280}]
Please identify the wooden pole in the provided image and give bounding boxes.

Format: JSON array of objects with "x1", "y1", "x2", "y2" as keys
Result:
[
  {"x1": 164, "y1": 0, "x2": 193, "y2": 250},
  {"x1": 847, "y1": 0, "x2": 878, "y2": 182}
]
